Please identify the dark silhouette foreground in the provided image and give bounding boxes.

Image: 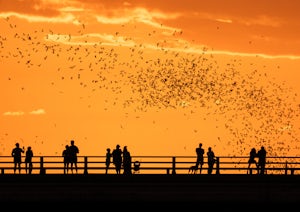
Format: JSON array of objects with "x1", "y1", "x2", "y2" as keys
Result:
[{"x1": 0, "y1": 174, "x2": 298, "y2": 210}]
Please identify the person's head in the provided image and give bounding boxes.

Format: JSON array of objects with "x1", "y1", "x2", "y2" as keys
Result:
[
  {"x1": 208, "y1": 147, "x2": 211, "y2": 151},
  {"x1": 116, "y1": 144, "x2": 120, "y2": 149},
  {"x1": 71, "y1": 140, "x2": 74, "y2": 145},
  {"x1": 107, "y1": 148, "x2": 110, "y2": 152},
  {"x1": 65, "y1": 145, "x2": 69, "y2": 149},
  {"x1": 199, "y1": 143, "x2": 202, "y2": 147},
  {"x1": 28, "y1": 146, "x2": 31, "y2": 150},
  {"x1": 15, "y1": 143, "x2": 19, "y2": 147}
]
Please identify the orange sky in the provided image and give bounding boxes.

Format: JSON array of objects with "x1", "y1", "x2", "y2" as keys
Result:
[{"x1": 0, "y1": 0, "x2": 300, "y2": 158}]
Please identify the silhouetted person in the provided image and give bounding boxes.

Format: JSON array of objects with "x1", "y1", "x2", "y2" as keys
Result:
[
  {"x1": 11, "y1": 142, "x2": 24, "y2": 174},
  {"x1": 247, "y1": 148, "x2": 258, "y2": 174},
  {"x1": 105, "y1": 148, "x2": 112, "y2": 174},
  {"x1": 69, "y1": 140, "x2": 79, "y2": 174},
  {"x1": 62, "y1": 145, "x2": 70, "y2": 174},
  {"x1": 195, "y1": 143, "x2": 205, "y2": 174},
  {"x1": 257, "y1": 146, "x2": 267, "y2": 175},
  {"x1": 122, "y1": 146, "x2": 132, "y2": 175},
  {"x1": 207, "y1": 147, "x2": 215, "y2": 174},
  {"x1": 25, "y1": 146, "x2": 33, "y2": 174},
  {"x1": 112, "y1": 144, "x2": 122, "y2": 174}
]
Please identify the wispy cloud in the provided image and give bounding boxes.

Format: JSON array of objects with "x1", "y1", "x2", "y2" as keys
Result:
[
  {"x1": 3, "y1": 111, "x2": 25, "y2": 116},
  {"x1": 3, "y1": 109, "x2": 46, "y2": 116},
  {"x1": 215, "y1": 18, "x2": 232, "y2": 24},
  {"x1": 95, "y1": 7, "x2": 181, "y2": 31},
  {"x1": 238, "y1": 15, "x2": 282, "y2": 27},
  {"x1": 0, "y1": 12, "x2": 81, "y2": 25},
  {"x1": 29, "y1": 109, "x2": 46, "y2": 115}
]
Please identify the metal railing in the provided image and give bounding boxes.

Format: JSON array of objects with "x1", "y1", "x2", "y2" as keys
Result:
[{"x1": 1, "y1": 155, "x2": 300, "y2": 175}]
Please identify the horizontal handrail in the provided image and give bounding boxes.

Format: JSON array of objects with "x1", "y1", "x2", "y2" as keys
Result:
[{"x1": 0, "y1": 155, "x2": 300, "y2": 175}]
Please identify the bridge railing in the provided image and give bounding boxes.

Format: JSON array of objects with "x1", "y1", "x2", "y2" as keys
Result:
[{"x1": 0, "y1": 155, "x2": 299, "y2": 175}]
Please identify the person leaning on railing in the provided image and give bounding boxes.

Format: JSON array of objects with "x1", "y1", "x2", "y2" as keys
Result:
[
  {"x1": 257, "y1": 146, "x2": 267, "y2": 175},
  {"x1": 207, "y1": 147, "x2": 216, "y2": 174}
]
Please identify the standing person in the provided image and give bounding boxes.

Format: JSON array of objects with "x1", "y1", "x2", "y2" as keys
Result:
[
  {"x1": 112, "y1": 144, "x2": 122, "y2": 174},
  {"x1": 62, "y1": 145, "x2": 70, "y2": 174},
  {"x1": 257, "y1": 146, "x2": 267, "y2": 175},
  {"x1": 25, "y1": 146, "x2": 34, "y2": 174},
  {"x1": 105, "y1": 148, "x2": 112, "y2": 174},
  {"x1": 69, "y1": 140, "x2": 79, "y2": 174},
  {"x1": 122, "y1": 146, "x2": 132, "y2": 175},
  {"x1": 247, "y1": 148, "x2": 258, "y2": 174},
  {"x1": 195, "y1": 143, "x2": 205, "y2": 174},
  {"x1": 207, "y1": 147, "x2": 216, "y2": 175},
  {"x1": 11, "y1": 142, "x2": 24, "y2": 174}
]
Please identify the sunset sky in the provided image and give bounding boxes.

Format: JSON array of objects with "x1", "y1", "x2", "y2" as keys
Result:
[{"x1": 1, "y1": 0, "x2": 300, "y2": 158}]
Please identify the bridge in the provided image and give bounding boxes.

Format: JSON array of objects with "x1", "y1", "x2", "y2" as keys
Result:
[
  {"x1": 1, "y1": 155, "x2": 300, "y2": 209},
  {"x1": 1, "y1": 155, "x2": 299, "y2": 175},
  {"x1": 0, "y1": 173, "x2": 300, "y2": 210}
]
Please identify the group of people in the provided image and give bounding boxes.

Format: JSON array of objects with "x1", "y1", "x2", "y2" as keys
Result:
[
  {"x1": 11, "y1": 140, "x2": 132, "y2": 175},
  {"x1": 11, "y1": 140, "x2": 80, "y2": 174},
  {"x1": 11, "y1": 143, "x2": 33, "y2": 174},
  {"x1": 62, "y1": 140, "x2": 80, "y2": 174},
  {"x1": 11, "y1": 140, "x2": 266, "y2": 175},
  {"x1": 194, "y1": 143, "x2": 267, "y2": 175},
  {"x1": 247, "y1": 146, "x2": 267, "y2": 174},
  {"x1": 195, "y1": 143, "x2": 216, "y2": 174},
  {"x1": 105, "y1": 144, "x2": 132, "y2": 175}
]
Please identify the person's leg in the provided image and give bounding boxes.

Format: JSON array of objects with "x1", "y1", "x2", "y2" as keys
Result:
[
  {"x1": 200, "y1": 162, "x2": 203, "y2": 174},
  {"x1": 18, "y1": 162, "x2": 21, "y2": 174},
  {"x1": 105, "y1": 163, "x2": 108, "y2": 174},
  {"x1": 261, "y1": 164, "x2": 265, "y2": 174},
  {"x1": 247, "y1": 163, "x2": 250, "y2": 174},
  {"x1": 29, "y1": 162, "x2": 32, "y2": 174},
  {"x1": 14, "y1": 162, "x2": 16, "y2": 174}
]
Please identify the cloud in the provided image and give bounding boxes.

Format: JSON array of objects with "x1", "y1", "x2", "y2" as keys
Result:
[
  {"x1": 29, "y1": 109, "x2": 46, "y2": 115},
  {"x1": 2, "y1": 109, "x2": 46, "y2": 116},
  {"x1": 95, "y1": 7, "x2": 181, "y2": 30},
  {"x1": 215, "y1": 18, "x2": 232, "y2": 24},
  {"x1": 0, "y1": 11, "x2": 80, "y2": 25},
  {"x1": 238, "y1": 15, "x2": 282, "y2": 27},
  {"x1": 3, "y1": 111, "x2": 25, "y2": 116}
]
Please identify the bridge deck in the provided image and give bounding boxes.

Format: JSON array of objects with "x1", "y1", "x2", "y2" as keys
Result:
[{"x1": 0, "y1": 174, "x2": 299, "y2": 209}]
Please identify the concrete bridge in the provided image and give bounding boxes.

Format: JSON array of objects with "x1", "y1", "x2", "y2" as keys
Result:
[{"x1": 0, "y1": 174, "x2": 299, "y2": 210}]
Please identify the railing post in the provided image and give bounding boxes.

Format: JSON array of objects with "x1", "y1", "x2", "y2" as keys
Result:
[
  {"x1": 215, "y1": 157, "x2": 220, "y2": 174},
  {"x1": 172, "y1": 157, "x2": 176, "y2": 175},
  {"x1": 84, "y1": 156, "x2": 88, "y2": 175},
  {"x1": 285, "y1": 161, "x2": 288, "y2": 175},
  {"x1": 40, "y1": 156, "x2": 45, "y2": 175}
]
